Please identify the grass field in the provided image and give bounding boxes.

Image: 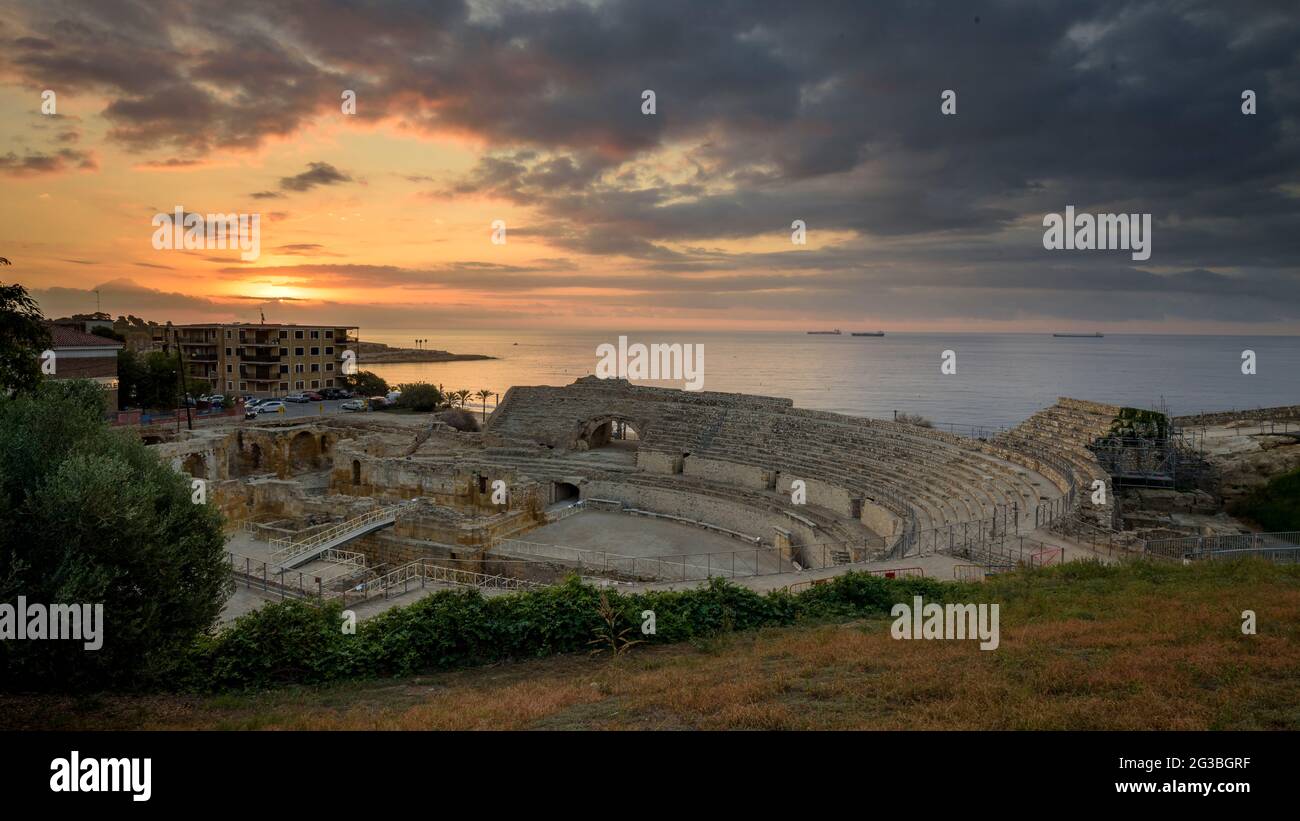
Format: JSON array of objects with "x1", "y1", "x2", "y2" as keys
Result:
[{"x1": 3, "y1": 559, "x2": 1298, "y2": 730}]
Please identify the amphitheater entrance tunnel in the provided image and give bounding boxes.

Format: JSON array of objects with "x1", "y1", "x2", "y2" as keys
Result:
[
  {"x1": 553, "y1": 481, "x2": 580, "y2": 503},
  {"x1": 580, "y1": 417, "x2": 641, "y2": 450}
]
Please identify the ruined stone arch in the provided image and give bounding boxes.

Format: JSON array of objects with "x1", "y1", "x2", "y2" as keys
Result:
[
  {"x1": 575, "y1": 414, "x2": 644, "y2": 450},
  {"x1": 288, "y1": 430, "x2": 319, "y2": 471},
  {"x1": 181, "y1": 452, "x2": 207, "y2": 479}
]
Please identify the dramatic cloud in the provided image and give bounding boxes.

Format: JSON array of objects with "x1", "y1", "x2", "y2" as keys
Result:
[{"x1": 1, "y1": 0, "x2": 1297, "y2": 327}]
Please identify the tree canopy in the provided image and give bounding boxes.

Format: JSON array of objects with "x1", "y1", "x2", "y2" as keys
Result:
[{"x1": 0, "y1": 380, "x2": 231, "y2": 689}]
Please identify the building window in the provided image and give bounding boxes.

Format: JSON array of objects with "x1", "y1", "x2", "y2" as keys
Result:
[
  {"x1": 310, "y1": 330, "x2": 319, "y2": 339},
  {"x1": 325, "y1": 346, "x2": 333, "y2": 355},
  {"x1": 311, "y1": 380, "x2": 319, "y2": 388},
  {"x1": 325, "y1": 330, "x2": 334, "y2": 339},
  {"x1": 326, "y1": 378, "x2": 334, "y2": 387},
  {"x1": 326, "y1": 363, "x2": 334, "y2": 372},
  {"x1": 227, "y1": 381, "x2": 233, "y2": 390},
  {"x1": 279, "y1": 364, "x2": 288, "y2": 374},
  {"x1": 310, "y1": 363, "x2": 319, "y2": 373},
  {"x1": 225, "y1": 330, "x2": 232, "y2": 338},
  {"x1": 295, "y1": 364, "x2": 304, "y2": 373},
  {"x1": 295, "y1": 330, "x2": 303, "y2": 339},
  {"x1": 279, "y1": 331, "x2": 287, "y2": 339},
  {"x1": 226, "y1": 364, "x2": 233, "y2": 373},
  {"x1": 295, "y1": 347, "x2": 304, "y2": 356},
  {"x1": 239, "y1": 382, "x2": 246, "y2": 391},
  {"x1": 279, "y1": 382, "x2": 288, "y2": 391},
  {"x1": 295, "y1": 381, "x2": 304, "y2": 389},
  {"x1": 225, "y1": 347, "x2": 232, "y2": 356},
  {"x1": 310, "y1": 347, "x2": 319, "y2": 356}
]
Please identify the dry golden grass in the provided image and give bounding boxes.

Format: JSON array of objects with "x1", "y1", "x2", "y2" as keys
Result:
[{"x1": 4, "y1": 561, "x2": 1298, "y2": 730}]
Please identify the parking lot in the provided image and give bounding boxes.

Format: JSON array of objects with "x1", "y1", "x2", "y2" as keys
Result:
[{"x1": 247, "y1": 398, "x2": 370, "y2": 420}]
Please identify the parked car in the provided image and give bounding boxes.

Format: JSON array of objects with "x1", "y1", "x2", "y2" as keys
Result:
[
  {"x1": 303, "y1": 391, "x2": 323, "y2": 401},
  {"x1": 385, "y1": 390, "x2": 402, "y2": 405},
  {"x1": 257, "y1": 400, "x2": 286, "y2": 414},
  {"x1": 367, "y1": 396, "x2": 388, "y2": 409},
  {"x1": 320, "y1": 387, "x2": 351, "y2": 399},
  {"x1": 284, "y1": 393, "x2": 310, "y2": 403},
  {"x1": 340, "y1": 399, "x2": 367, "y2": 412},
  {"x1": 207, "y1": 394, "x2": 226, "y2": 406}
]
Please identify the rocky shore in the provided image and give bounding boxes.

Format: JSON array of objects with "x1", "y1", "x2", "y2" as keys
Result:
[{"x1": 353, "y1": 339, "x2": 496, "y2": 364}]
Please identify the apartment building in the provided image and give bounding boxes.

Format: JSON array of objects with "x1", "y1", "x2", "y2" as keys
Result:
[{"x1": 170, "y1": 323, "x2": 358, "y2": 396}]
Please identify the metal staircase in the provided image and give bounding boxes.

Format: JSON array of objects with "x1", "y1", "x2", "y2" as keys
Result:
[{"x1": 270, "y1": 502, "x2": 413, "y2": 568}]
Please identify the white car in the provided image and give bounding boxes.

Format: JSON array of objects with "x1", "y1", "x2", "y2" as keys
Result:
[
  {"x1": 257, "y1": 400, "x2": 286, "y2": 414},
  {"x1": 340, "y1": 399, "x2": 367, "y2": 412}
]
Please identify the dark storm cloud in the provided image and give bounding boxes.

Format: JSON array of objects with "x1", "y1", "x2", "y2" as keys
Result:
[
  {"x1": 2, "y1": 0, "x2": 1297, "y2": 324},
  {"x1": 278, "y1": 162, "x2": 352, "y2": 192},
  {"x1": 0, "y1": 147, "x2": 96, "y2": 175}
]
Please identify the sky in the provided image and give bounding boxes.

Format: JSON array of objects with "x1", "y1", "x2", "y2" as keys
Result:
[{"x1": 0, "y1": 0, "x2": 1297, "y2": 333}]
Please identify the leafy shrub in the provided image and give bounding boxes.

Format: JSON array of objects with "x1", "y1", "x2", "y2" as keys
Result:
[
  {"x1": 1230, "y1": 467, "x2": 1300, "y2": 531},
  {"x1": 435, "y1": 408, "x2": 480, "y2": 431},
  {"x1": 396, "y1": 382, "x2": 444, "y2": 412},
  {"x1": 175, "y1": 572, "x2": 983, "y2": 691},
  {"x1": 0, "y1": 380, "x2": 230, "y2": 690}
]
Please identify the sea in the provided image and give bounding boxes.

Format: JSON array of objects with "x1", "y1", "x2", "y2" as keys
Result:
[{"x1": 359, "y1": 330, "x2": 1300, "y2": 429}]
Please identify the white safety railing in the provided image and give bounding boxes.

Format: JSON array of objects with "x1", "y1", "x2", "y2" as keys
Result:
[{"x1": 269, "y1": 503, "x2": 410, "y2": 566}]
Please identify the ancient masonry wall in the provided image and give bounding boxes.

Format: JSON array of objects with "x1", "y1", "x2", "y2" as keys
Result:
[
  {"x1": 581, "y1": 478, "x2": 829, "y2": 554},
  {"x1": 1174, "y1": 405, "x2": 1300, "y2": 426}
]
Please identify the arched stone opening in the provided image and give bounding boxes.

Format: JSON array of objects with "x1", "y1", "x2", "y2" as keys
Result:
[
  {"x1": 351, "y1": 459, "x2": 362, "y2": 485},
  {"x1": 289, "y1": 430, "x2": 319, "y2": 472},
  {"x1": 181, "y1": 452, "x2": 207, "y2": 478},
  {"x1": 578, "y1": 416, "x2": 642, "y2": 450},
  {"x1": 553, "y1": 481, "x2": 580, "y2": 503}
]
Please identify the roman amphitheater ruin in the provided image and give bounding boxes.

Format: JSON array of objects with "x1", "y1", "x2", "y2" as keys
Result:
[{"x1": 148, "y1": 376, "x2": 1300, "y2": 618}]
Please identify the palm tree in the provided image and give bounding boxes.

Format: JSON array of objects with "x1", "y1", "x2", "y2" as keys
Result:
[
  {"x1": 476, "y1": 388, "x2": 493, "y2": 422},
  {"x1": 453, "y1": 388, "x2": 472, "y2": 409}
]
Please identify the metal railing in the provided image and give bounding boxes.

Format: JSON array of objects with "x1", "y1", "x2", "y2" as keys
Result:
[
  {"x1": 1141, "y1": 531, "x2": 1300, "y2": 562},
  {"x1": 269, "y1": 503, "x2": 408, "y2": 565},
  {"x1": 339, "y1": 558, "x2": 542, "y2": 604}
]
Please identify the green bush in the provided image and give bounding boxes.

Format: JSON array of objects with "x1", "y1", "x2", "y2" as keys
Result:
[
  {"x1": 0, "y1": 380, "x2": 230, "y2": 690},
  {"x1": 177, "y1": 573, "x2": 981, "y2": 691},
  {"x1": 1231, "y1": 467, "x2": 1300, "y2": 531},
  {"x1": 395, "y1": 382, "x2": 444, "y2": 412}
]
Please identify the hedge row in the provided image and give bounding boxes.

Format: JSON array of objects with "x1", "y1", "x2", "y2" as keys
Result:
[{"x1": 178, "y1": 573, "x2": 969, "y2": 691}]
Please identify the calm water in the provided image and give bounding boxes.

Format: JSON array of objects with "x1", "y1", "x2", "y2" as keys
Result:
[{"x1": 361, "y1": 330, "x2": 1300, "y2": 428}]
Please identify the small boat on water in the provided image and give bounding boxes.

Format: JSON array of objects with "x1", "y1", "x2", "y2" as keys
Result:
[
  {"x1": 851, "y1": 331, "x2": 885, "y2": 337},
  {"x1": 1052, "y1": 332, "x2": 1104, "y2": 338},
  {"x1": 807, "y1": 329, "x2": 842, "y2": 335}
]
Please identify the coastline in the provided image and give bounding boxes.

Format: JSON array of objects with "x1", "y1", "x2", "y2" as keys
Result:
[{"x1": 353, "y1": 339, "x2": 497, "y2": 365}]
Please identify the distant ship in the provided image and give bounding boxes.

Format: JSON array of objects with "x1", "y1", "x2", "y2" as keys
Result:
[
  {"x1": 807, "y1": 329, "x2": 842, "y2": 335},
  {"x1": 851, "y1": 331, "x2": 885, "y2": 337},
  {"x1": 1052, "y1": 332, "x2": 1104, "y2": 338}
]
